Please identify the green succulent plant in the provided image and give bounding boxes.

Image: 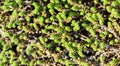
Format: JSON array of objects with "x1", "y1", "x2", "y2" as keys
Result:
[
  {"x1": 65, "y1": 59, "x2": 73, "y2": 65},
  {"x1": 94, "y1": 0, "x2": 99, "y2": 4},
  {"x1": 38, "y1": 16, "x2": 45, "y2": 25},
  {"x1": 39, "y1": 36, "x2": 46, "y2": 44},
  {"x1": 69, "y1": 52, "x2": 77, "y2": 59},
  {"x1": 100, "y1": 55, "x2": 105, "y2": 62},
  {"x1": 106, "y1": 6, "x2": 112, "y2": 12},
  {"x1": 78, "y1": 50, "x2": 85, "y2": 58},
  {"x1": 56, "y1": 47, "x2": 61, "y2": 51},
  {"x1": 1, "y1": 5, "x2": 10, "y2": 11},
  {"x1": 71, "y1": 5, "x2": 79, "y2": 11},
  {"x1": 81, "y1": 61, "x2": 89, "y2": 66},
  {"x1": 11, "y1": 61, "x2": 19, "y2": 66},
  {"x1": 91, "y1": 7, "x2": 97, "y2": 12},
  {"x1": 33, "y1": 23, "x2": 39, "y2": 31},
  {"x1": 100, "y1": 42, "x2": 106, "y2": 50},
  {"x1": 0, "y1": 0, "x2": 120, "y2": 66},
  {"x1": 15, "y1": 0, "x2": 23, "y2": 4},
  {"x1": 29, "y1": 60, "x2": 35, "y2": 66},
  {"x1": 0, "y1": 62, "x2": 4, "y2": 66},
  {"x1": 47, "y1": 3, "x2": 54, "y2": 9}
]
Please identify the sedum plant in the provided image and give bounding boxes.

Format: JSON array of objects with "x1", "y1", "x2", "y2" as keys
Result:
[{"x1": 0, "y1": 0, "x2": 119, "y2": 66}]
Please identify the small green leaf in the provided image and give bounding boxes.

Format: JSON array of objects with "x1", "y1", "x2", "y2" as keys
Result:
[
  {"x1": 23, "y1": 26, "x2": 30, "y2": 32},
  {"x1": 54, "y1": 38, "x2": 61, "y2": 43},
  {"x1": 55, "y1": 27, "x2": 64, "y2": 33},
  {"x1": 0, "y1": 62, "x2": 4, "y2": 66},
  {"x1": 56, "y1": 14, "x2": 63, "y2": 21},
  {"x1": 41, "y1": 29, "x2": 48, "y2": 34},
  {"x1": 47, "y1": 25, "x2": 56, "y2": 29},
  {"x1": 109, "y1": 40, "x2": 114, "y2": 45},
  {"x1": 1, "y1": 5, "x2": 10, "y2": 11},
  {"x1": 29, "y1": 60, "x2": 35, "y2": 66},
  {"x1": 72, "y1": 42, "x2": 77, "y2": 47},
  {"x1": 50, "y1": 16, "x2": 56, "y2": 21},
  {"x1": 67, "y1": 0, "x2": 74, "y2": 5},
  {"x1": 49, "y1": 9, "x2": 55, "y2": 15},
  {"x1": 33, "y1": 23, "x2": 39, "y2": 31},
  {"x1": 19, "y1": 11, "x2": 25, "y2": 17},
  {"x1": 56, "y1": 47, "x2": 61, "y2": 51},
  {"x1": 15, "y1": 0, "x2": 23, "y2": 6},
  {"x1": 107, "y1": 21, "x2": 113, "y2": 28},
  {"x1": 69, "y1": 52, "x2": 77, "y2": 59},
  {"x1": 65, "y1": 59, "x2": 73, "y2": 65},
  {"x1": 54, "y1": 4, "x2": 62, "y2": 11},
  {"x1": 114, "y1": 39, "x2": 119, "y2": 43},
  {"x1": 71, "y1": 5, "x2": 79, "y2": 11},
  {"x1": 97, "y1": 13, "x2": 104, "y2": 25},
  {"x1": 3, "y1": 44, "x2": 10, "y2": 51},
  {"x1": 38, "y1": 16, "x2": 45, "y2": 25},
  {"x1": 106, "y1": 6, "x2": 112, "y2": 12},
  {"x1": 46, "y1": 43, "x2": 53, "y2": 50},
  {"x1": 60, "y1": 11, "x2": 67, "y2": 19},
  {"x1": 47, "y1": 3, "x2": 54, "y2": 9},
  {"x1": 26, "y1": 16, "x2": 30, "y2": 22},
  {"x1": 86, "y1": 38, "x2": 92, "y2": 43},
  {"x1": 111, "y1": 1, "x2": 119, "y2": 7},
  {"x1": 12, "y1": 61, "x2": 19, "y2": 66},
  {"x1": 65, "y1": 26, "x2": 72, "y2": 32},
  {"x1": 39, "y1": 36, "x2": 46, "y2": 44},
  {"x1": 45, "y1": 18, "x2": 51, "y2": 23},
  {"x1": 91, "y1": 7, "x2": 97, "y2": 12},
  {"x1": 100, "y1": 42, "x2": 105, "y2": 49},
  {"x1": 94, "y1": 0, "x2": 99, "y2": 4},
  {"x1": 100, "y1": 55, "x2": 105, "y2": 62},
  {"x1": 78, "y1": 50, "x2": 85, "y2": 58},
  {"x1": 81, "y1": 61, "x2": 89, "y2": 66},
  {"x1": 32, "y1": 2, "x2": 39, "y2": 9},
  {"x1": 81, "y1": 23, "x2": 88, "y2": 28}
]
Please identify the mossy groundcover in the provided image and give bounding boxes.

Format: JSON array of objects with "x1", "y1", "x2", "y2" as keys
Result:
[{"x1": 0, "y1": 0, "x2": 120, "y2": 66}]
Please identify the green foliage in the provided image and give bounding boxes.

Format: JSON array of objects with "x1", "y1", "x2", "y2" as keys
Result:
[
  {"x1": 86, "y1": 13, "x2": 96, "y2": 23},
  {"x1": 81, "y1": 61, "x2": 89, "y2": 66},
  {"x1": 91, "y1": 7, "x2": 97, "y2": 12},
  {"x1": 0, "y1": 0, "x2": 119, "y2": 66},
  {"x1": 111, "y1": 1, "x2": 120, "y2": 7},
  {"x1": 15, "y1": 0, "x2": 23, "y2": 5},
  {"x1": 38, "y1": 16, "x2": 45, "y2": 25},
  {"x1": 65, "y1": 59, "x2": 73, "y2": 65},
  {"x1": 11, "y1": 61, "x2": 19, "y2": 66},
  {"x1": 106, "y1": 6, "x2": 112, "y2": 12},
  {"x1": 33, "y1": 23, "x2": 39, "y2": 31},
  {"x1": 71, "y1": 5, "x2": 79, "y2": 11},
  {"x1": 29, "y1": 60, "x2": 35, "y2": 66},
  {"x1": 47, "y1": 3, "x2": 54, "y2": 9},
  {"x1": 1, "y1": 5, "x2": 10, "y2": 11},
  {"x1": 100, "y1": 42, "x2": 106, "y2": 49},
  {"x1": 32, "y1": 2, "x2": 40, "y2": 9},
  {"x1": 86, "y1": 38, "x2": 92, "y2": 43},
  {"x1": 65, "y1": 26, "x2": 72, "y2": 32},
  {"x1": 109, "y1": 58, "x2": 120, "y2": 66},
  {"x1": 3, "y1": 44, "x2": 10, "y2": 51},
  {"x1": 97, "y1": 13, "x2": 104, "y2": 25},
  {"x1": 39, "y1": 36, "x2": 46, "y2": 44},
  {"x1": 69, "y1": 52, "x2": 77, "y2": 59},
  {"x1": 100, "y1": 55, "x2": 105, "y2": 62},
  {"x1": 26, "y1": 16, "x2": 30, "y2": 22},
  {"x1": 67, "y1": 0, "x2": 74, "y2": 5},
  {"x1": 78, "y1": 50, "x2": 85, "y2": 58},
  {"x1": 0, "y1": 62, "x2": 4, "y2": 66},
  {"x1": 111, "y1": 8, "x2": 120, "y2": 18}
]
